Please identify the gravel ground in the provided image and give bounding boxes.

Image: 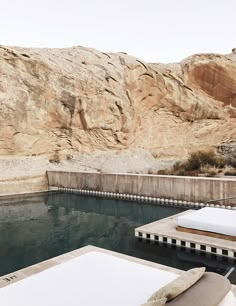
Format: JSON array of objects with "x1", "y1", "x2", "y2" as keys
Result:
[{"x1": 0, "y1": 150, "x2": 175, "y2": 179}]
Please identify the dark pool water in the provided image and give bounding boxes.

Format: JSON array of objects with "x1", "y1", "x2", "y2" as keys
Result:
[{"x1": 0, "y1": 192, "x2": 235, "y2": 283}]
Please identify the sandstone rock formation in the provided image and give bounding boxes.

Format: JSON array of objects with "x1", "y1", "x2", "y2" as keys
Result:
[{"x1": 0, "y1": 45, "x2": 235, "y2": 159}]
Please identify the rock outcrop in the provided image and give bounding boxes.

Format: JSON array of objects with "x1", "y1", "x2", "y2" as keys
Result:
[{"x1": 0, "y1": 45, "x2": 235, "y2": 159}]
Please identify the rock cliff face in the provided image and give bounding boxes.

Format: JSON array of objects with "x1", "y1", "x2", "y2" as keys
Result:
[{"x1": 0, "y1": 45, "x2": 235, "y2": 159}]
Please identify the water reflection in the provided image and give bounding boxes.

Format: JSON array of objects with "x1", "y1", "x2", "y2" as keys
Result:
[{"x1": 0, "y1": 191, "x2": 235, "y2": 284}]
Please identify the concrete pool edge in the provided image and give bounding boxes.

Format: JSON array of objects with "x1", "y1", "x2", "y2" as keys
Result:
[
  {"x1": 0, "y1": 171, "x2": 235, "y2": 208},
  {"x1": 47, "y1": 171, "x2": 236, "y2": 206},
  {"x1": 49, "y1": 186, "x2": 236, "y2": 210},
  {"x1": 135, "y1": 211, "x2": 236, "y2": 259}
]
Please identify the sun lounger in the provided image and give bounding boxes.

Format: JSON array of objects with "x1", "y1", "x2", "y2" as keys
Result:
[
  {"x1": 0, "y1": 251, "x2": 235, "y2": 305},
  {"x1": 177, "y1": 207, "x2": 236, "y2": 240}
]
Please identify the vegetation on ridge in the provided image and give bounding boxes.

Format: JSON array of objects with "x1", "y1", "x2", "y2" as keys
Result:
[{"x1": 155, "y1": 150, "x2": 236, "y2": 177}]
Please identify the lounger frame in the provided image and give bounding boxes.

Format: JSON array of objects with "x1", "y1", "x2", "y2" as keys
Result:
[{"x1": 176, "y1": 226, "x2": 236, "y2": 242}]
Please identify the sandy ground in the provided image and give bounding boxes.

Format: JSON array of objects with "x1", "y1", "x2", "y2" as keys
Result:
[{"x1": 0, "y1": 150, "x2": 175, "y2": 180}]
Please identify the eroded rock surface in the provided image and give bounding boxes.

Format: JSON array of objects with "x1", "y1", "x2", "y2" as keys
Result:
[{"x1": 0, "y1": 45, "x2": 235, "y2": 159}]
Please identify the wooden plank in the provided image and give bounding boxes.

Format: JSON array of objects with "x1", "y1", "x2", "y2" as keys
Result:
[{"x1": 176, "y1": 226, "x2": 236, "y2": 242}]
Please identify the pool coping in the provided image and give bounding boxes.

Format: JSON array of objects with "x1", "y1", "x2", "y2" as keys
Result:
[
  {"x1": 50, "y1": 187, "x2": 236, "y2": 210},
  {"x1": 135, "y1": 210, "x2": 236, "y2": 259}
]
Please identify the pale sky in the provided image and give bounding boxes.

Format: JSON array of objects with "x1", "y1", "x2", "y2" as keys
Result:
[{"x1": 0, "y1": 0, "x2": 235, "y2": 63}]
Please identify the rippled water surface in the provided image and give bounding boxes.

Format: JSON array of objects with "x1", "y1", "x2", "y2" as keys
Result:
[{"x1": 0, "y1": 192, "x2": 235, "y2": 283}]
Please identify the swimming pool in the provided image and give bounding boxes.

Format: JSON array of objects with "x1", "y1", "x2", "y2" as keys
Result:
[{"x1": 0, "y1": 191, "x2": 235, "y2": 283}]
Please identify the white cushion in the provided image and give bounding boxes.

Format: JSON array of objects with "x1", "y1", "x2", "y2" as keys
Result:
[
  {"x1": 0, "y1": 251, "x2": 234, "y2": 306},
  {"x1": 178, "y1": 208, "x2": 236, "y2": 236},
  {"x1": 0, "y1": 252, "x2": 177, "y2": 306}
]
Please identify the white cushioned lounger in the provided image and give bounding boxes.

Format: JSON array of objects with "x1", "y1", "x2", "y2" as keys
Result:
[
  {"x1": 0, "y1": 251, "x2": 235, "y2": 306},
  {"x1": 178, "y1": 207, "x2": 236, "y2": 236}
]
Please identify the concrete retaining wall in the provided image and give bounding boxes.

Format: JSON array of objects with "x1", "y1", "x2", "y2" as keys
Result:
[
  {"x1": 47, "y1": 171, "x2": 236, "y2": 205},
  {"x1": 0, "y1": 174, "x2": 48, "y2": 196}
]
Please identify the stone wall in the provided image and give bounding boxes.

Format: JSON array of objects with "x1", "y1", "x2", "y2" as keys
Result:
[{"x1": 47, "y1": 171, "x2": 236, "y2": 205}]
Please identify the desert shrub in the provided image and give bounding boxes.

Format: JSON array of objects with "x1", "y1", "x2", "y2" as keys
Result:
[
  {"x1": 173, "y1": 161, "x2": 183, "y2": 171},
  {"x1": 184, "y1": 150, "x2": 221, "y2": 171},
  {"x1": 174, "y1": 169, "x2": 188, "y2": 176},
  {"x1": 215, "y1": 156, "x2": 226, "y2": 168},
  {"x1": 225, "y1": 157, "x2": 236, "y2": 169},
  {"x1": 66, "y1": 154, "x2": 73, "y2": 161},
  {"x1": 202, "y1": 166, "x2": 218, "y2": 177},
  {"x1": 157, "y1": 169, "x2": 171, "y2": 175},
  {"x1": 200, "y1": 165, "x2": 218, "y2": 175},
  {"x1": 155, "y1": 150, "x2": 226, "y2": 177},
  {"x1": 225, "y1": 170, "x2": 236, "y2": 176},
  {"x1": 49, "y1": 152, "x2": 60, "y2": 164}
]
